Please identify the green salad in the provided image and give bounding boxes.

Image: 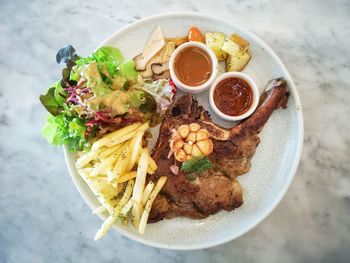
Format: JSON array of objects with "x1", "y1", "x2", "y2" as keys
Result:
[{"x1": 40, "y1": 45, "x2": 175, "y2": 152}]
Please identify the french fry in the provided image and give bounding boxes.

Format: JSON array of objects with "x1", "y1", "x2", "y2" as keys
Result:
[
  {"x1": 90, "y1": 145, "x2": 124, "y2": 177},
  {"x1": 148, "y1": 155, "x2": 158, "y2": 171},
  {"x1": 105, "y1": 122, "x2": 149, "y2": 148},
  {"x1": 81, "y1": 167, "x2": 94, "y2": 174},
  {"x1": 139, "y1": 176, "x2": 167, "y2": 234},
  {"x1": 92, "y1": 123, "x2": 142, "y2": 151},
  {"x1": 94, "y1": 216, "x2": 114, "y2": 240},
  {"x1": 99, "y1": 144, "x2": 123, "y2": 160},
  {"x1": 121, "y1": 198, "x2": 134, "y2": 216},
  {"x1": 121, "y1": 147, "x2": 132, "y2": 175},
  {"x1": 78, "y1": 169, "x2": 121, "y2": 214},
  {"x1": 127, "y1": 130, "x2": 144, "y2": 171},
  {"x1": 76, "y1": 121, "x2": 163, "y2": 238},
  {"x1": 141, "y1": 181, "x2": 155, "y2": 206},
  {"x1": 117, "y1": 171, "x2": 137, "y2": 183},
  {"x1": 94, "y1": 179, "x2": 134, "y2": 240},
  {"x1": 132, "y1": 148, "x2": 149, "y2": 204},
  {"x1": 92, "y1": 205, "x2": 106, "y2": 214},
  {"x1": 83, "y1": 162, "x2": 93, "y2": 168},
  {"x1": 147, "y1": 167, "x2": 155, "y2": 175},
  {"x1": 108, "y1": 143, "x2": 130, "y2": 183},
  {"x1": 131, "y1": 203, "x2": 142, "y2": 228},
  {"x1": 104, "y1": 130, "x2": 138, "y2": 148},
  {"x1": 120, "y1": 215, "x2": 128, "y2": 226},
  {"x1": 131, "y1": 148, "x2": 149, "y2": 227},
  {"x1": 76, "y1": 150, "x2": 99, "y2": 168}
]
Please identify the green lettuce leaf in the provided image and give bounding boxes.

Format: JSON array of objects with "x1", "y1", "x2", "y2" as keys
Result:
[
  {"x1": 53, "y1": 81, "x2": 67, "y2": 106},
  {"x1": 81, "y1": 62, "x2": 109, "y2": 96},
  {"x1": 139, "y1": 92, "x2": 156, "y2": 113},
  {"x1": 41, "y1": 114, "x2": 88, "y2": 152},
  {"x1": 97, "y1": 47, "x2": 124, "y2": 65},
  {"x1": 119, "y1": 60, "x2": 138, "y2": 79},
  {"x1": 40, "y1": 45, "x2": 143, "y2": 152},
  {"x1": 75, "y1": 46, "x2": 137, "y2": 80},
  {"x1": 129, "y1": 90, "x2": 146, "y2": 108},
  {"x1": 75, "y1": 46, "x2": 124, "y2": 77},
  {"x1": 39, "y1": 86, "x2": 63, "y2": 116},
  {"x1": 68, "y1": 118, "x2": 86, "y2": 138},
  {"x1": 67, "y1": 117, "x2": 88, "y2": 151},
  {"x1": 41, "y1": 114, "x2": 65, "y2": 146},
  {"x1": 73, "y1": 46, "x2": 136, "y2": 96}
]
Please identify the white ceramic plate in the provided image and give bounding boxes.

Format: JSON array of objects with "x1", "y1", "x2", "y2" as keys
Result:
[{"x1": 64, "y1": 13, "x2": 303, "y2": 250}]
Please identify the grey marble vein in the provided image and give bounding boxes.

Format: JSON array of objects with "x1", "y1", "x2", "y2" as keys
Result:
[{"x1": 0, "y1": 0, "x2": 350, "y2": 262}]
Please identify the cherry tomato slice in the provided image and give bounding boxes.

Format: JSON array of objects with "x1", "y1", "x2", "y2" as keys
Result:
[{"x1": 188, "y1": 27, "x2": 204, "y2": 43}]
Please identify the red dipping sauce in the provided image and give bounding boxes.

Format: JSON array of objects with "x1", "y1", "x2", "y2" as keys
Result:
[{"x1": 213, "y1": 77, "x2": 253, "y2": 116}]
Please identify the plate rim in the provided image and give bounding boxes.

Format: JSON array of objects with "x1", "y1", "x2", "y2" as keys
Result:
[{"x1": 64, "y1": 12, "x2": 304, "y2": 250}]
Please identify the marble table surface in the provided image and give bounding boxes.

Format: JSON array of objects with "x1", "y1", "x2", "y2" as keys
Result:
[{"x1": 1, "y1": 0, "x2": 349, "y2": 262}]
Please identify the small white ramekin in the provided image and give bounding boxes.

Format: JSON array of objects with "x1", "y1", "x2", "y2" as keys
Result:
[
  {"x1": 209, "y1": 72, "x2": 260, "y2": 121},
  {"x1": 169, "y1": 42, "x2": 218, "y2": 94}
]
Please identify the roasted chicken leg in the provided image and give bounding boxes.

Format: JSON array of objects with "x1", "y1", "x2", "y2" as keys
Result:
[{"x1": 149, "y1": 78, "x2": 289, "y2": 222}]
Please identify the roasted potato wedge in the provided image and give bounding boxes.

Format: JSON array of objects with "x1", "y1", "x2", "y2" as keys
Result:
[
  {"x1": 162, "y1": 42, "x2": 176, "y2": 63},
  {"x1": 205, "y1": 32, "x2": 227, "y2": 61},
  {"x1": 226, "y1": 52, "x2": 251, "y2": 72},
  {"x1": 231, "y1": 33, "x2": 249, "y2": 49},
  {"x1": 165, "y1": 36, "x2": 188, "y2": 47},
  {"x1": 221, "y1": 33, "x2": 249, "y2": 57},
  {"x1": 222, "y1": 33, "x2": 251, "y2": 72}
]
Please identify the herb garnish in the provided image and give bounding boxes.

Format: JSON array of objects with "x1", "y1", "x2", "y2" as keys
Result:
[{"x1": 181, "y1": 156, "x2": 213, "y2": 174}]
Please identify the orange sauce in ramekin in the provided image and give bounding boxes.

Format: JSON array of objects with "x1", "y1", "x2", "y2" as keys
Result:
[{"x1": 173, "y1": 46, "x2": 212, "y2": 87}]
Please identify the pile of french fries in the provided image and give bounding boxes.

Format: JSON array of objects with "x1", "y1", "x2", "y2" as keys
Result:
[{"x1": 76, "y1": 122, "x2": 167, "y2": 240}]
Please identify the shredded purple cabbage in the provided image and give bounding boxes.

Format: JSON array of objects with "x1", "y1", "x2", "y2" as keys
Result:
[{"x1": 64, "y1": 79, "x2": 87, "y2": 105}]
